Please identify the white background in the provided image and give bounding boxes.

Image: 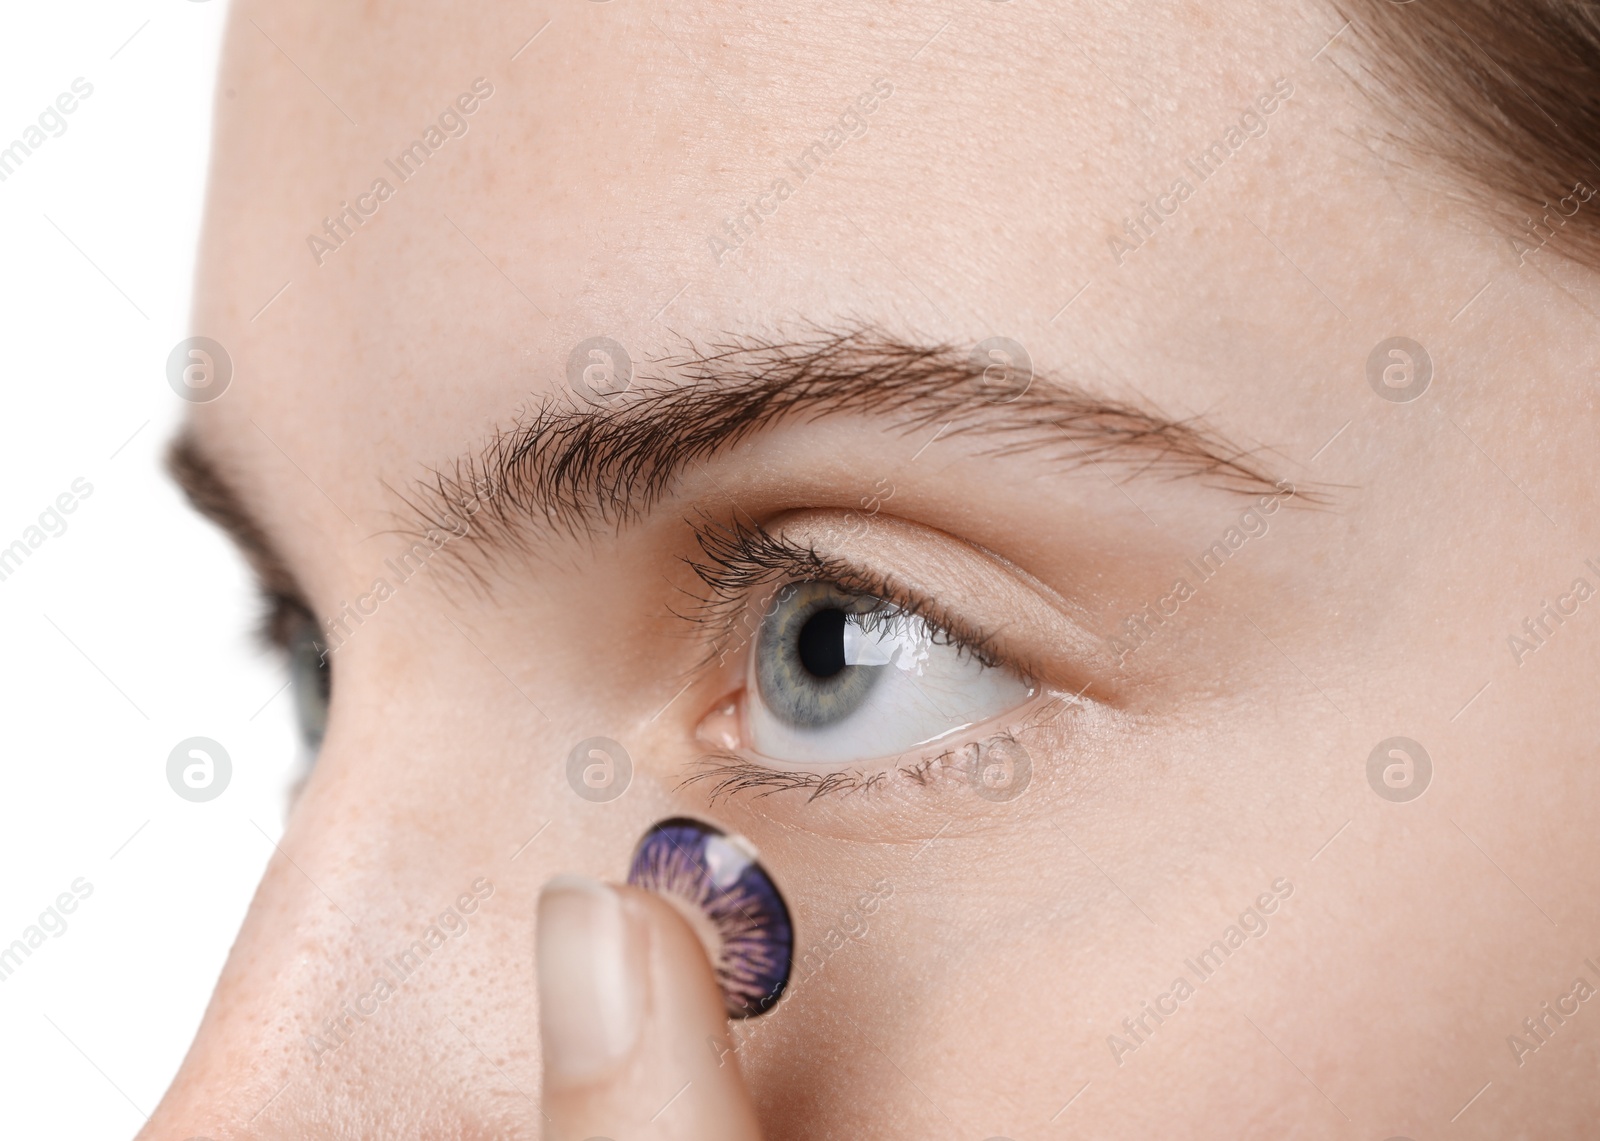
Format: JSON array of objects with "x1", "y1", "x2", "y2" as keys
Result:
[{"x1": 0, "y1": 3, "x2": 303, "y2": 1136}]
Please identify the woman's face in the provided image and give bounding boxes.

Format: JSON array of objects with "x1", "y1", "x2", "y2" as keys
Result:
[{"x1": 150, "y1": 0, "x2": 1600, "y2": 1136}]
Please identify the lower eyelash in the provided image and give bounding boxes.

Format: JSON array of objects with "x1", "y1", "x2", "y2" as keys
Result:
[
  {"x1": 679, "y1": 757, "x2": 892, "y2": 803},
  {"x1": 680, "y1": 693, "x2": 1076, "y2": 804}
]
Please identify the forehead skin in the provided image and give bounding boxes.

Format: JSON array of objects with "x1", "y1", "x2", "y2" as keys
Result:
[{"x1": 151, "y1": 0, "x2": 1600, "y2": 1138}]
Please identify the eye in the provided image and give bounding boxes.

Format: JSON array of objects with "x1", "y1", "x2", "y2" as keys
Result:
[
  {"x1": 285, "y1": 614, "x2": 330, "y2": 754},
  {"x1": 744, "y1": 579, "x2": 1033, "y2": 765},
  {"x1": 627, "y1": 816, "x2": 792, "y2": 1018}
]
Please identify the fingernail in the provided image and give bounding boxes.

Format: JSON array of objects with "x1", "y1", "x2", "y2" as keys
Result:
[{"x1": 536, "y1": 874, "x2": 644, "y2": 1086}]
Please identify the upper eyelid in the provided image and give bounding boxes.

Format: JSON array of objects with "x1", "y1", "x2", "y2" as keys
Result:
[
  {"x1": 675, "y1": 514, "x2": 1006, "y2": 675},
  {"x1": 682, "y1": 508, "x2": 1117, "y2": 699},
  {"x1": 674, "y1": 514, "x2": 830, "y2": 664},
  {"x1": 669, "y1": 509, "x2": 1100, "y2": 804}
]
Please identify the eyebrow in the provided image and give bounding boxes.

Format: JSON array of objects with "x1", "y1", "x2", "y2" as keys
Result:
[
  {"x1": 169, "y1": 326, "x2": 1319, "y2": 615},
  {"x1": 406, "y1": 325, "x2": 1312, "y2": 569},
  {"x1": 167, "y1": 432, "x2": 309, "y2": 645}
]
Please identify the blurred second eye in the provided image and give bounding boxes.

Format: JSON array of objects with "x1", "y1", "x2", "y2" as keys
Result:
[
  {"x1": 745, "y1": 580, "x2": 1032, "y2": 765},
  {"x1": 287, "y1": 614, "x2": 330, "y2": 754}
]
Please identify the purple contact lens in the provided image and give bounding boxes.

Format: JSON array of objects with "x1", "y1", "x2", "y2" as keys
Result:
[{"x1": 627, "y1": 817, "x2": 792, "y2": 1018}]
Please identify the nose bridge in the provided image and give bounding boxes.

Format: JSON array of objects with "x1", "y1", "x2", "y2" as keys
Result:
[
  {"x1": 135, "y1": 726, "x2": 547, "y2": 1141},
  {"x1": 134, "y1": 578, "x2": 668, "y2": 1140}
]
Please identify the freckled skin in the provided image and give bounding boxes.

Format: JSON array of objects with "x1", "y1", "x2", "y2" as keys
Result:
[{"x1": 149, "y1": 0, "x2": 1600, "y2": 1137}]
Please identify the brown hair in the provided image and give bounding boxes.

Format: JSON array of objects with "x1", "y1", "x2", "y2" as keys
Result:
[{"x1": 1334, "y1": 0, "x2": 1600, "y2": 268}]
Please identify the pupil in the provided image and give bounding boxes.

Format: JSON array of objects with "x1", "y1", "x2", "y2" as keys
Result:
[{"x1": 796, "y1": 608, "x2": 848, "y2": 678}]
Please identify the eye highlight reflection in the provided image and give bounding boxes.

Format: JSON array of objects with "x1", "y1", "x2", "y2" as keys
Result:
[
  {"x1": 746, "y1": 579, "x2": 1034, "y2": 765},
  {"x1": 627, "y1": 817, "x2": 793, "y2": 1018}
]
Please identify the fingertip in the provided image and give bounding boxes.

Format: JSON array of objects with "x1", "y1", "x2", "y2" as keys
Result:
[
  {"x1": 617, "y1": 884, "x2": 729, "y2": 1025},
  {"x1": 536, "y1": 875, "x2": 646, "y2": 1089},
  {"x1": 537, "y1": 878, "x2": 764, "y2": 1139}
]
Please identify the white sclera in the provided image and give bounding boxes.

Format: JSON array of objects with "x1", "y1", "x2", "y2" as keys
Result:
[{"x1": 747, "y1": 609, "x2": 1032, "y2": 766}]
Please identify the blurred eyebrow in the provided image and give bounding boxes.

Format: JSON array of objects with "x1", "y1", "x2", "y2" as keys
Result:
[
  {"x1": 166, "y1": 432, "x2": 308, "y2": 644},
  {"x1": 408, "y1": 326, "x2": 1311, "y2": 568}
]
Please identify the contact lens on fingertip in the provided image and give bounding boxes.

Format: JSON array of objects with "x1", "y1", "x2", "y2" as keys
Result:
[{"x1": 627, "y1": 817, "x2": 792, "y2": 1019}]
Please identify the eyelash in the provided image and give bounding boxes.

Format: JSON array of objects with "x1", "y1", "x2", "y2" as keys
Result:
[
  {"x1": 263, "y1": 591, "x2": 316, "y2": 652},
  {"x1": 253, "y1": 517, "x2": 1052, "y2": 802},
  {"x1": 677, "y1": 513, "x2": 1009, "y2": 674},
  {"x1": 680, "y1": 696, "x2": 1073, "y2": 804},
  {"x1": 674, "y1": 513, "x2": 1049, "y2": 801}
]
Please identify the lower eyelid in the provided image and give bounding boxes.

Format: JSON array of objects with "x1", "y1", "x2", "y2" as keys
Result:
[
  {"x1": 685, "y1": 690, "x2": 1076, "y2": 803},
  {"x1": 682, "y1": 733, "x2": 1021, "y2": 804},
  {"x1": 676, "y1": 511, "x2": 1107, "y2": 800},
  {"x1": 680, "y1": 756, "x2": 891, "y2": 802}
]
